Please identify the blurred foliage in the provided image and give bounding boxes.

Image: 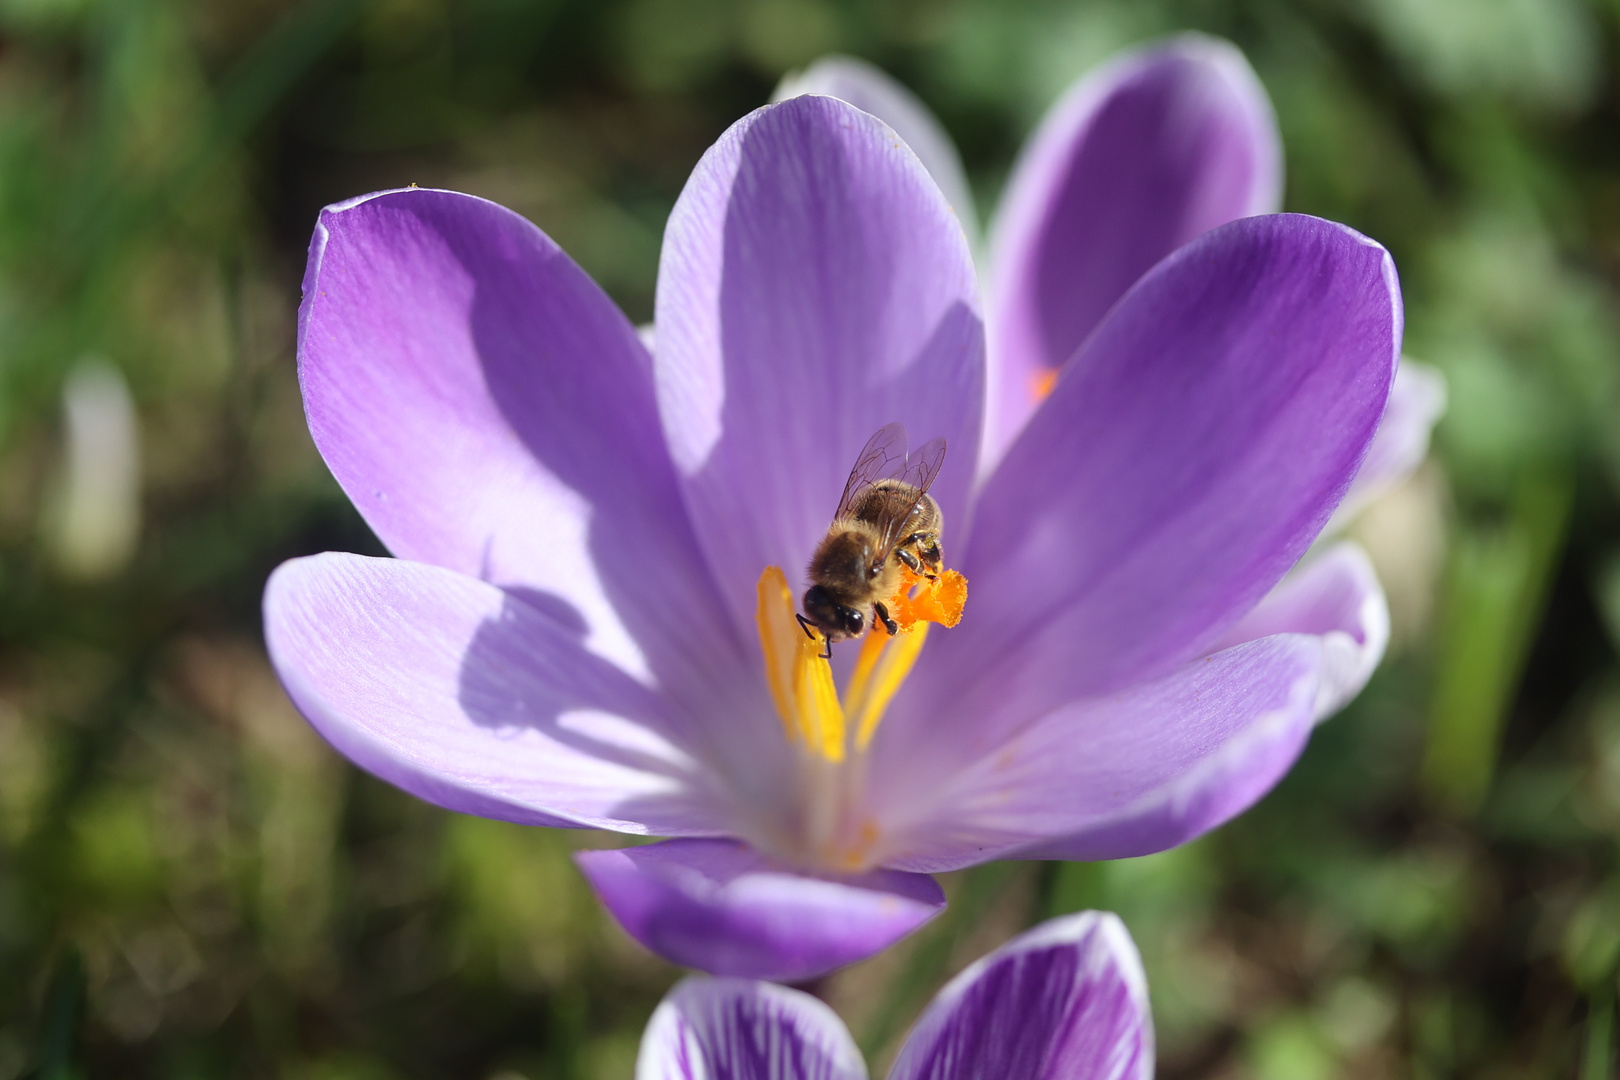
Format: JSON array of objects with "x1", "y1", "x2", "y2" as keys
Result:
[{"x1": 0, "y1": 0, "x2": 1618, "y2": 1077}]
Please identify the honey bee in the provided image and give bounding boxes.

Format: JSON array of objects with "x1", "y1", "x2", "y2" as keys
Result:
[{"x1": 798, "y1": 422, "x2": 947, "y2": 656}]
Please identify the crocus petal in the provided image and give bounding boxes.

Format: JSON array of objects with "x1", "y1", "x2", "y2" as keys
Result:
[
  {"x1": 773, "y1": 55, "x2": 979, "y2": 241},
  {"x1": 888, "y1": 912, "x2": 1152, "y2": 1080},
  {"x1": 1214, "y1": 541, "x2": 1390, "y2": 722},
  {"x1": 298, "y1": 188, "x2": 744, "y2": 708},
  {"x1": 637, "y1": 977, "x2": 866, "y2": 1080},
  {"x1": 575, "y1": 838, "x2": 944, "y2": 981},
  {"x1": 1328, "y1": 358, "x2": 1447, "y2": 530},
  {"x1": 889, "y1": 213, "x2": 1400, "y2": 767},
  {"x1": 265, "y1": 552, "x2": 733, "y2": 835},
  {"x1": 881, "y1": 545, "x2": 1387, "y2": 869},
  {"x1": 655, "y1": 95, "x2": 984, "y2": 636},
  {"x1": 875, "y1": 635, "x2": 1323, "y2": 870},
  {"x1": 986, "y1": 34, "x2": 1281, "y2": 461}
]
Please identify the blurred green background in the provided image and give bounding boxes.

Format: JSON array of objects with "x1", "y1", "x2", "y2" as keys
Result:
[{"x1": 0, "y1": 0, "x2": 1618, "y2": 1076}]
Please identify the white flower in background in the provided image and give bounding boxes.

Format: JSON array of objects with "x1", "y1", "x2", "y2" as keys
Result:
[{"x1": 48, "y1": 358, "x2": 141, "y2": 580}]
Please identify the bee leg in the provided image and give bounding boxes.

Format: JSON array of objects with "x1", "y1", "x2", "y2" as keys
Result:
[
  {"x1": 795, "y1": 613, "x2": 833, "y2": 659},
  {"x1": 896, "y1": 548, "x2": 922, "y2": 574},
  {"x1": 873, "y1": 601, "x2": 899, "y2": 636},
  {"x1": 919, "y1": 540, "x2": 942, "y2": 581}
]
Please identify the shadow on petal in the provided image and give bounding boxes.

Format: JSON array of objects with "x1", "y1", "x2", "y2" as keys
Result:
[
  {"x1": 457, "y1": 590, "x2": 695, "y2": 780},
  {"x1": 461, "y1": 226, "x2": 751, "y2": 727},
  {"x1": 267, "y1": 553, "x2": 733, "y2": 835}
]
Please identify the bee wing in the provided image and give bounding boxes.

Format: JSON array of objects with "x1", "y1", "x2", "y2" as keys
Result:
[
  {"x1": 870, "y1": 435, "x2": 947, "y2": 558},
  {"x1": 899, "y1": 436, "x2": 947, "y2": 498},
  {"x1": 834, "y1": 422, "x2": 909, "y2": 520}
]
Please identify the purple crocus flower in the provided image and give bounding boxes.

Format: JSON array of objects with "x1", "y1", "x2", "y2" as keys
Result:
[
  {"x1": 639, "y1": 911, "x2": 1151, "y2": 1080},
  {"x1": 266, "y1": 85, "x2": 1400, "y2": 981}
]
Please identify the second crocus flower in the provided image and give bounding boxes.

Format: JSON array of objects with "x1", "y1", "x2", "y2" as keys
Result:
[
  {"x1": 638, "y1": 910, "x2": 1152, "y2": 1080},
  {"x1": 779, "y1": 35, "x2": 1445, "y2": 485}
]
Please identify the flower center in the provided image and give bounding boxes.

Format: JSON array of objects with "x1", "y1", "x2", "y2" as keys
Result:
[{"x1": 753, "y1": 563, "x2": 967, "y2": 870}]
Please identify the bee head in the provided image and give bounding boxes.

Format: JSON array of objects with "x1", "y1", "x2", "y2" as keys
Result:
[{"x1": 802, "y1": 584, "x2": 864, "y2": 641}]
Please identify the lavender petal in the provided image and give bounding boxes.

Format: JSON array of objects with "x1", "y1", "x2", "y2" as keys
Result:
[
  {"x1": 576, "y1": 838, "x2": 944, "y2": 981},
  {"x1": 1214, "y1": 541, "x2": 1390, "y2": 722},
  {"x1": 298, "y1": 187, "x2": 745, "y2": 716},
  {"x1": 264, "y1": 553, "x2": 731, "y2": 834},
  {"x1": 1329, "y1": 359, "x2": 1447, "y2": 530},
  {"x1": 888, "y1": 213, "x2": 1400, "y2": 768},
  {"x1": 654, "y1": 96, "x2": 984, "y2": 638},
  {"x1": 874, "y1": 634, "x2": 1322, "y2": 870},
  {"x1": 884, "y1": 543, "x2": 1388, "y2": 868},
  {"x1": 774, "y1": 55, "x2": 978, "y2": 240}
]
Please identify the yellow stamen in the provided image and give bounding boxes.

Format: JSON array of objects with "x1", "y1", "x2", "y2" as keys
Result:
[
  {"x1": 847, "y1": 621, "x2": 929, "y2": 751},
  {"x1": 756, "y1": 567, "x2": 846, "y2": 762},
  {"x1": 843, "y1": 623, "x2": 889, "y2": 720},
  {"x1": 753, "y1": 563, "x2": 970, "y2": 869},
  {"x1": 1031, "y1": 367, "x2": 1060, "y2": 402},
  {"x1": 756, "y1": 567, "x2": 799, "y2": 742},
  {"x1": 756, "y1": 564, "x2": 968, "y2": 764}
]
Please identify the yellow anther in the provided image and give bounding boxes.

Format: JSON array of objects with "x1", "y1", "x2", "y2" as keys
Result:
[
  {"x1": 756, "y1": 567, "x2": 846, "y2": 762},
  {"x1": 756, "y1": 564, "x2": 967, "y2": 765},
  {"x1": 846, "y1": 621, "x2": 929, "y2": 751},
  {"x1": 754, "y1": 562, "x2": 969, "y2": 870}
]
